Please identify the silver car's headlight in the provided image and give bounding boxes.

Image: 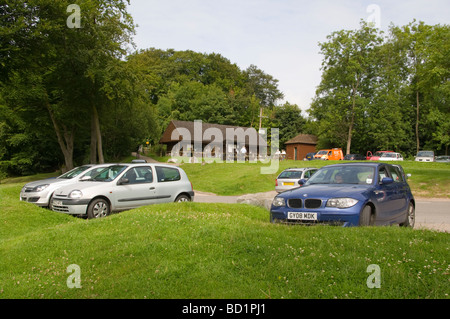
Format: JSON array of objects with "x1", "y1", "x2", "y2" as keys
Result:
[
  {"x1": 326, "y1": 198, "x2": 358, "y2": 208},
  {"x1": 272, "y1": 197, "x2": 286, "y2": 207},
  {"x1": 33, "y1": 184, "x2": 49, "y2": 192},
  {"x1": 69, "y1": 190, "x2": 83, "y2": 199}
]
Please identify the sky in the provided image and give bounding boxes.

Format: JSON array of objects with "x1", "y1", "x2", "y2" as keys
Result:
[{"x1": 126, "y1": 0, "x2": 450, "y2": 113}]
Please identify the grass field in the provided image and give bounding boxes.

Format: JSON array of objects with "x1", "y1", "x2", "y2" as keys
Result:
[{"x1": 1, "y1": 182, "x2": 449, "y2": 299}]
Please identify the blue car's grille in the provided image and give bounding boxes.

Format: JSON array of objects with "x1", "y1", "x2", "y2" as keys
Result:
[
  {"x1": 288, "y1": 199, "x2": 302, "y2": 208},
  {"x1": 304, "y1": 199, "x2": 322, "y2": 209}
]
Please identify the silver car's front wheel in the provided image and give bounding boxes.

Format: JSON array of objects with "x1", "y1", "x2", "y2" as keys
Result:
[{"x1": 87, "y1": 198, "x2": 110, "y2": 219}]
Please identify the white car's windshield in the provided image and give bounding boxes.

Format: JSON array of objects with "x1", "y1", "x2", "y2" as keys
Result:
[
  {"x1": 307, "y1": 166, "x2": 375, "y2": 185},
  {"x1": 89, "y1": 165, "x2": 127, "y2": 182},
  {"x1": 417, "y1": 151, "x2": 433, "y2": 157}
]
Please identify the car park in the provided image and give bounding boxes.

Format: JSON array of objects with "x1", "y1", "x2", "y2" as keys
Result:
[
  {"x1": 51, "y1": 163, "x2": 194, "y2": 219},
  {"x1": 435, "y1": 155, "x2": 450, "y2": 163},
  {"x1": 379, "y1": 152, "x2": 403, "y2": 161},
  {"x1": 415, "y1": 151, "x2": 435, "y2": 162},
  {"x1": 20, "y1": 164, "x2": 109, "y2": 208},
  {"x1": 344, "y1": 154, "x2": 366, "y2": 160},
  {"x1": 275, "y1": 167, "x2": 318, "y2": 193},
  {"x1": 270, "y1": 162, "x2": 415, "y2": 227}
]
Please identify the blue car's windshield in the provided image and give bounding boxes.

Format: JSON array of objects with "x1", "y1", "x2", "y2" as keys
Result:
[{"x1": 307, "y1": 165, "x2": 375, "y2": 185}]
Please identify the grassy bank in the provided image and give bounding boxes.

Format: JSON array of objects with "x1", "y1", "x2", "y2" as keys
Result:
[{"x1": 1, "y1": 183, "x2": 448, "y2": 299}]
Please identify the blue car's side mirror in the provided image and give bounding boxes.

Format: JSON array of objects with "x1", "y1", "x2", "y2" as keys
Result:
[
  {"x1": 381, "y1": 177, "x2": 394, "y2": 184},
  {"x1": 298, "y1": 179, "x2": 307, "y2": 186}
]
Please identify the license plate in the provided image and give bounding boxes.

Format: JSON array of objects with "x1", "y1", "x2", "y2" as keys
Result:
[
  {"x1": 288, "y1": 212, "x2": 317, "y2": 221},
  {"x1": 53, "y1": 200, "x2": 63, "y2": 206},
  {"x1": 283, "y1": 182, "x2": 294, "y2": 186}
]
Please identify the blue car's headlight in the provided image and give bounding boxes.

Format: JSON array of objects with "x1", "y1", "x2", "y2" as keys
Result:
[
  {"x1": 272, "y1": 197, "x2": 286, "y2": 207},
  {"x1": 326, "y1": 198, "x2": 358, "y2": 208}
]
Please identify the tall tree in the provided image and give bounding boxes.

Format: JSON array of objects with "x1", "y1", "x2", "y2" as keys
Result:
[{"x1": 310, "y1": 21, "x2": 383, "y2": 154}]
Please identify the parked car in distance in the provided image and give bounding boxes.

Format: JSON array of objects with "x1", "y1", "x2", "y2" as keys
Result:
[
  {"x1": 435, "y1": 155, "x2": 450, "y2": 163},
  {"x1": 270, "y1": 162, "x2": 415, "y2": 227},
  {"x1": 366, "y1": 151, "x2": 394, "y2": 160},
  {"x1": 414, "y1": 150, "x2": 435, "y2": 162},
  {"x1": 20, "y1": 164, "x2": 109, "y2": 208},
  {"x1": 314, "y1": 148, "x2": 344, "y2": 160},
  {"x1": 51, "y1": 163, "x2": 194, "y2": 219},
  {"x1": 344, "y1": 154, "x2": 366, "y2": 161},
  {"x1": 304, "y1": 152, "x2": 316, "y2": 161},
  {"x1": 379, "y1": 152, "x2": 403, "y2": 161},
  {"x1": 275, "y1": 167, "x2": 318, "y2": 193}
]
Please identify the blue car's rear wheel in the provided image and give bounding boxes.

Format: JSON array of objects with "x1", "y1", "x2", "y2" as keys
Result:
[{"x1": 400, "y1": 202, "x2": 415, "y2": 228}]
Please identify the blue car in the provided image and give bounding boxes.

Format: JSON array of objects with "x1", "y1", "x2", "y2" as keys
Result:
[{"x1": 270, "y1": 163, "x2": 415, "y2": 227}]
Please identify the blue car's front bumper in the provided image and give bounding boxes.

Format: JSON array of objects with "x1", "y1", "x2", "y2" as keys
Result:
[{"x1": 270, "y1": 203, "x2": 364, "y2": 227}]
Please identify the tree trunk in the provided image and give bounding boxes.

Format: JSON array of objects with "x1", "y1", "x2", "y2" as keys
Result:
[
  {"x1": 346, "y1": 80, "x2": 359, "y2": 155},
  {"x1": 91, "y1": 104, "x2": 104, "y2": 163},
  {"x1": 45, "y1": 101, "x2": 74, "y2": 171},
  {"x1": 416, "y1": 90, "x2": 420, "y2": 152},
  {"x1": 90, "y1": 115, "x2": 97, "y2": 164}
]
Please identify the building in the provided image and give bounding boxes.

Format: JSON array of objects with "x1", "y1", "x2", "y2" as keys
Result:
[
  {"x1": 284, "y1": 134, "x2": 318, "y2": 160},
  {"x1": 159, "y1": 120, "x2": 267, "y2": 161}
]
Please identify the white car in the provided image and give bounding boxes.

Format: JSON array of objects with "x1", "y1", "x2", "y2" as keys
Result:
[
  {"x1": 415, "y1": 150, "x2": 435, "y2": 162},
  {"x1": 20, "y1": 164, "x2": 109, "y2": 208},
  {"x1": 379, "y1": 152, "x2": 404, "y2": 161},
  {"x1": 50, "y1": 163, "x2": 194, "y2": 219},
  {"x1": 275, "y1": 167, "x2": 318, "y2": 193}
]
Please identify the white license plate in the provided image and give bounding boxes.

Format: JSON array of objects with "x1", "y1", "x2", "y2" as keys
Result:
[
  {"x1": 53, "y1": 200, "x2": 63, "y2": 206},
  {"x1": 288, "y1": 212, "x2": 317, "y2": 221}
]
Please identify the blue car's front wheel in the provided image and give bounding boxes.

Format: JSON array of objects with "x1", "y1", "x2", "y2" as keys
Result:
[{"x1": 359, "y1": 205, "x2": 374, "y2": 226}]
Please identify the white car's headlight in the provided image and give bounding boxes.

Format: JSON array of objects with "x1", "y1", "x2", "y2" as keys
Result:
[
  {"x1": 272, "y1": 197, "x2": 286, "y2": 207},
  {"x1": 69, "y1": 190, "x2": 83, "y2": 199},
  {"x1": 33, "y1": 184, "x2": 49, "y2": 192},
  {"x1": 326, "y1": 198, "x2": 358, "y2": 208}
]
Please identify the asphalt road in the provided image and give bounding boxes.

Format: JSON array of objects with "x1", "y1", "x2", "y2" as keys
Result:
[{"x1": 194, "y1": 191, "x2": 450, "y2": 232}]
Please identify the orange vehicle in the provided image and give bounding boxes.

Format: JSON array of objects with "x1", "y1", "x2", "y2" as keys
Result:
[{"x1": 313, "y1": 148, "x2": 344, "y2": 160}]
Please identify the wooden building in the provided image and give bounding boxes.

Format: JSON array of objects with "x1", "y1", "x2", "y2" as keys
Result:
[
  {"x1": 284, "y1": 134, "x2": 318, "y2": 160},
  {"x1": 159, "y1": 120, "x2": 266, "y2": 161}
]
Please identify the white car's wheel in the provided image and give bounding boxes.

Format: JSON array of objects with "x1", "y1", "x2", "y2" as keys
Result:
[{"x1": 87, "y1": 198, "x2": 110, "y2": 219}]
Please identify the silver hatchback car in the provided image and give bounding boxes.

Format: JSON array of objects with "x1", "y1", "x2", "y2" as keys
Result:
[
  {"x1": 51, "y1": 163, "x2": 194, "y2": 218},
  {"x1": 275, "y1": 167, "x2": 318, "y2": 193}
]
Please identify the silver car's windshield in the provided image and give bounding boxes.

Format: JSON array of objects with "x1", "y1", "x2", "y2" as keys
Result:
[
  {"x1": 89, "y1": 165, "x2": 127, "y2": 182},
  {"x1": 58, "y1": 166, "x2": 92, "y2": 179},
  {"x1": 307, "y1": 166, "x2": 375, "y2": 185}
]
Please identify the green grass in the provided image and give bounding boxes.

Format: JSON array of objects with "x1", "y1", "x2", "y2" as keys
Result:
[
  {"x1": 179, "y1": 160, "x2": 450, "y2": 198},
  {"x1": 1, "y1": 183, "x2": 449, "y2": 299}
]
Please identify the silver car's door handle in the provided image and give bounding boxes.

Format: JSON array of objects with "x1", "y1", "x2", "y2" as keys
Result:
[{"x1": 149, "y1": 187, "x2": 155, "y2": 190}]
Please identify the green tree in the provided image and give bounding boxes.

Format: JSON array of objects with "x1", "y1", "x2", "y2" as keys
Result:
[{"x1": 310, "y1": 21, "x2": 383, "y2": 154}]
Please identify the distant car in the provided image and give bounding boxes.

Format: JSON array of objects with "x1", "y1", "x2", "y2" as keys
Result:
[
  {"x1": 379, "y1": 152, "x2": 403, "y2": 161},
  {"x1": 344, "y1": 154, "x2": 366, "y2": 161},
  {"x1": 304, "y1": 152, "x2": 316, "y2": 161},
  {"x1": 51, "y1": 163, "x2": 194, "y2": 219},
  {"x1": 435, "y1": 155, "x2": 450, "y2": 163},
  {"x1": 275, "y1": 167, "x2": 318, "y2": 193},
  {"x1": 415, "y1": 151, "x2": 435, "y2": 162},
  {"x1": 20, "y1": 164, "x2": 109, "y2": 208},
  {"x1": 270, "y1": 163, "x2": 415, "y2": 227},
  {"x1": 367, "y1": 151, "x2": 394, "y2": 160},
  {"x1": 314, "y1": 148, "x2": 344, "y2": 160}
]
